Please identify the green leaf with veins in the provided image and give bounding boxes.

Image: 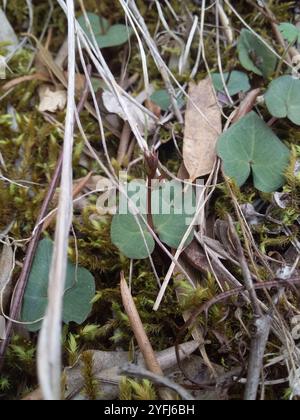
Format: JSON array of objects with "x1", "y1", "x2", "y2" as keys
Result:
[
  {"x1": 21, "y1": 239, "x2": 95, "y2": 332},
  {"x1": 152, "y1": 213, "x2": 194, "y2": 249},
  {"x1": 265, "y1": 75, "x2": 300, "y2": 126},
  {"x1": 152, "y1": 181, "x2": 195, "y2": 249},
  {"x1": 212, "y1": 71, "x2": 251, "y2": 96},
  {"x1": 111, "y1": 213, "x2": 155, "y2": 260},
  {"x1": 110, "y1": 181, "x2": 195, "y2": 259},
  {"x1": 217, "y1": 112, "x2": 290, "y2": 192},
  {"x1": 278, "y1": 23, "x2": 300, "y2": 44},
  {"x1": 237, "y1": 29, "x2": 277, "y2": 78},
  {"x1": 78, "y1": 12, "x2": 132, "y2": 49},
  {"x1": 150, "y1": 90, "x2": 185, "y2": 111}
]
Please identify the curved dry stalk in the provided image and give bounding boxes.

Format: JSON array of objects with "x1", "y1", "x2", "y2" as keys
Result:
[
  {"x1": 123, "y1": 0, "x2": 183, "y2": 123},
  {"x1": 181, "y1": 15, "x2": 199, "y2": 76},
  {"x1": 119, "y1": 363, "x2": 195, "y2": 401},
  {"x1": 37, "y1": 0, "x2": 76, "y2": 401},
  {"x1": 154, "y1": 0, "x2": 186, "y2": 75},
  {"x1": 75, "y1": 5, "x2": 153, "y2": 152},
  {"x1": 217, "y1": 0, "x2": 234, "y2": 45},
  {"x1": 215, "y1": 0, "x2": 234, "y2": 106}
]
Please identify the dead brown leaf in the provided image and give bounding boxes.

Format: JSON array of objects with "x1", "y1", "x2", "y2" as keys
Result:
[
  {"x1": 183, "y1": 79, "x2": 222, "y2": 180},
  {"x1": 38, "y1": 85, "x2": 67, "y2": 113}
]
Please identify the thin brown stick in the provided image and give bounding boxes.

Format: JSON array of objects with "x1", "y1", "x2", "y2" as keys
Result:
[
  {"x1": 119, "y1": 363, "x2": 195, "y2": 401},
  {"x1": 227, "y1": 215, "x2": 262, "y2": 317},
  {"x1": 227, "y1": 215, "x2": 271, "y2": 400},
  {"x1": 245, "y1": 0, "x2": 296, "y2": 63},
  {"x1": 232, "y1": 89, "x2": 261, "y2": 124},
  {"x1": 117, "y1": 122, "x2": 131, "y2": 166},
  {"x1": 245, "y1": 0, "x2": 278, "y2": 25},
  {"x1": 120, "y1": 273, "x2": 162, "y2": 376},
  {"x1": 244, "y1": 314, "x2": 271, "y2": 400},
  {"x1": 2, "y1": 73, "x2": 50, "y2": 91},
  {"x1": 144, "y1": 149, "x2": 158, "y2": 232},
  {"x1": 120, "y1": 273, "x2": 173, "y2": 400}
]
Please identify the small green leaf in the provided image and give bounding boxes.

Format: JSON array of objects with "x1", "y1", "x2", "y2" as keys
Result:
[
  {"x1": 237, "y1": 29, "x2": 277, "y2": 78},
  {"x1": 152, "y1": 213, "x2": 194, "y2": 249},
  {"x1": 21, "y1": 239, "x2": 95, "y2": 332},
  {"x1": 78, "y1": 12, "x2": 132, "y2": 49},
  {"x1": 78, "y1": 13, "x2": 109, "y2": 38},
  {"x1": 111, "y1": 213, "x2": 155, "y2": 260},
  {"x1": 111, "y1": 180, "x2": 154, "y2": 260},
  {"x1": 150, "y1": 90, "x2": 185, "y2": 111},
  {"x1": 265, "y1": 75, "x2": 300, "y2": 126},
  {"x1": 110, "y1": 180, "x2": 195, "y2": 259},
  {"x1": 278, "y1": 22, "x2": 300, "y2": 44},
  {"x1": 212, "y1": 71, "x2": 251, "y2": 96},
  {"x1": 151, "y1": 180, "x2": 195, "y2": 249},
  {"x1": 217, "y1": 111, "x2": 290, "y2": 192}
]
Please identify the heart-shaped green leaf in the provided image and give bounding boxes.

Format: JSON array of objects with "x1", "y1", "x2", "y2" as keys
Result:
[
  {"x1": 217, "y1": 111, "x2": 290, "y2": 192},
  {"x1": 110, "y1": 180, "x2": 195, "y2": 259},
  {"x1": 78, "y1": 12, "x2": 132, "y2": 49},
  {"x1": 111, "y1": 213, "x2": 155, "y2": 260},
  {"x1": 212, "y1": 71, "x2": 251, "y2": 96},
  {"x1": 150, "y1": 90, "x2": 185, "y2": 111},
  {"x1": 237, "y1": 29, "x2": 277, "y2": 78},
  {"x1": 152, "y1": 213, "x2": 194, "y2": 249},
  {"x1": 278, "y1": 23, "x2": 300, "y2": 44},
  {"x1": 265, "y1": 75, "x2": 300, "y2": 125},
  {"x1": 152, "y1": 180, "x2": 195, "y2": 249},
  {"x1": 21, "y1": 239, "x2": 95, "y2": 332}
]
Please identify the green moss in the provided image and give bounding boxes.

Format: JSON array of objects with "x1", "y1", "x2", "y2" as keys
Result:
[
  {"x1": 81, "y1": 351, "x2": 101, "y2": 400},
  {"x1": 119, "y1": 377, "x2": 157, "y2": 400},
  {"x1": 2, "y1": 0, "x2": 299, "y2": 401}
]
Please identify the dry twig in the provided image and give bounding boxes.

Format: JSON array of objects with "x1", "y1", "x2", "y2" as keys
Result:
[
  {"x1": 120, "y1": 273, "x2": 174, "y2": 400},
  {"x1": 119, "y1": 363, "x2": 195, "y2": 401},
  {"x1": 227, "y1": 215, "x2": 271, "y2": 401}
]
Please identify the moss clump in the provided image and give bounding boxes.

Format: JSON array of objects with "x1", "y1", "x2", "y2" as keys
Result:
[{"x1": 81, "y1": 351, "x2": 101, "y2": 400}]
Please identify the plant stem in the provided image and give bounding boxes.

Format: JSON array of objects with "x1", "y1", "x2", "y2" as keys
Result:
[{"x1": 144, "y1": 149, "x2": 158, "y2": 232}]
